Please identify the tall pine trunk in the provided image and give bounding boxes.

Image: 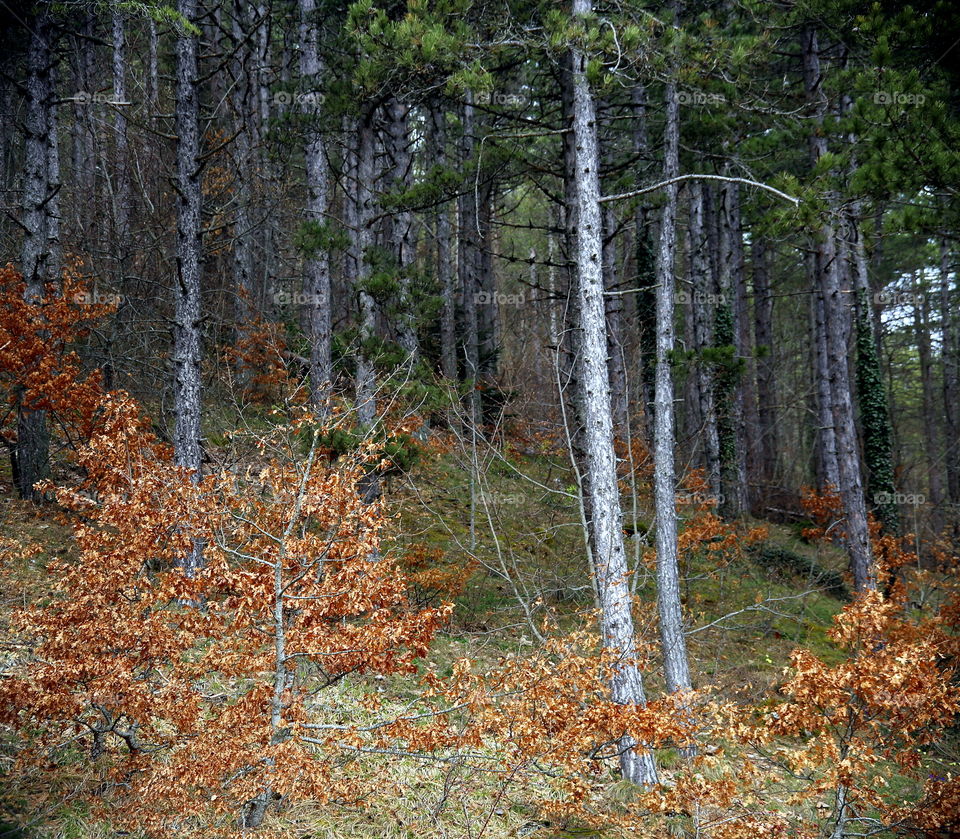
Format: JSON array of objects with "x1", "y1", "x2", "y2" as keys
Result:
[
  {"x1": 689, "y1": 182, "x2": 720, "y2": 499},
  {"x1": 570, "y1": 0, "x2": 657, "y2": 786},
  {"x1": 386, "y1": 98, "x2": 419, "y2": 360},
  {"x1": 299, "y1": 0, "x2": 332, "y2": 413},
  {"x1": 174, "y1": 0, "x2": 205, "y2": 572},
  {"x1": 432, "y1": 104, "x2": 457, "y2": 380},
  {"x1": 940, "y1": 240, "x2": 960, "y2": 505},
  {"x1": 850, "y1": 216, "x2": 898, "y2": 534},
  {"x1": 653, "y1": 78, "x2": 693, "y2": 702},
  {"x1": 16, "y1": 6, "x2": 57, "y2": 500},
  {"x1": 802, "y1": 26, "x2": 874, "y2": 591},
  {"x1": 752, "y1": 238, "x2": 778, "y2": 490},
  {"x1": 914, "y1": 275, "x2": 944, "y2": 535}
]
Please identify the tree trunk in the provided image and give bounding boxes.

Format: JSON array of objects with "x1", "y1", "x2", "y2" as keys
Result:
[
  {"x1": 70, "y1": 16, "x2": 95, "y2": 254},
  {"x1": 689, "y1": 182, "x2": 720, "y2": 499},
  {"x1": 386, "y1": 99, "x2": 419, "y2": 360},
  {"x1": 632, "y1": 84, "x2": 656, "y2": 445},
  {"x1": 802, "y1": 26, "x2": 874, "y2": 591},
  {"x1": 850, "y1": 215, "x2": 898, "y2": 534},
  {"x1": 914, "y1": 274, "x2": 944, "y2": 535},
  {"x1": 716, "y1": 179, "x2": 744, "y2": 519},
  {"x1": 940, "y1": 240, "x2": 960, "y2": 505},
  {"x1": 102, "y1": 10, "x2": 131, "y2": 392},
  {"x1": 654, "y1": 78, "x2": 693, "y2": 703},
  {"x1": 459, "y1": 96, "x2": 481, "y2": 427},
  {"x1": 16, "y1": 7, "x2": 58, "y2": 500},
  {"x1": 752, "y1": 237, "x2": 778, "y2": 490},
  {"x1": 299, "y1": 0, "x2": 332, "y2": 413},
  {"x1": 603, "y1": 203, "x2": 628, "y2": 434},
  {"x1": 230, "y1": 0, "x2": 256, "y2": 349},
  {"x1": 431, "y1": 104, "x2": 457, "y2": 381},
  {"x1": 477, "y1": 181, "x2": 498, "y2": 426},
  {"x1": 570, "y1": 0, "x2": 657, "y2": 786},
  {"x1": 732, "y1": 183, "x2": 758, "y2": 511},
  {"x1": 174, "y1": 0, "x2": 205, "y2": 554},
  {"x1": 810, "y1": 253, "x2": 840, "y2": 491},
  {"x1": 355, "y1": 108, "x2": 378, "y2": 433}
]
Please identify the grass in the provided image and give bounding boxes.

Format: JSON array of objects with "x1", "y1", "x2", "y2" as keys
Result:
[{"x1": 0, "y1": 437, "x2": 953, "y2": 838}]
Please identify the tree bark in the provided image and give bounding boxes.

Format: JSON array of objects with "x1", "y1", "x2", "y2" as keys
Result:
[
  {"x1": 174, "y1": 0, "x2": 205, "y2": 558},
  {"x1": 386, "y1": 98, "x2": 419, "y2": 360},
  {"x1": 914, "y1": 274, "x2": 944, "y2": 535},
  {"x1": 355, "y1": 108, "x2": 378, "y2": 433},
  {"x1": 632, "y1": 84, "x2": 656, "y2": 445},
  {"x1": 16, "y1": 7, "x2": 58, "y2": 500},
  {"x1": 230, "y1": 0, "x2": 256, "y2": 346},
  {"x1": 752, "y1": 237, "x2": 778, "y2": 490},
  {"x1": 850, "y1": 216, "x2": 898, "y2": 534},
  {"x1": 431, "y1": 104, "x2": 457, "y2": 380},
  {"x1": 570, "y1": 0, "x2": 657, "y2": 786},
  {"x1": 689, "y1": 182, "x2": 720, "y2": 499},
  {"x1": 810, "y1": 252, "x2": 840, "y2": 491},
  {"x1": 653, "y1": 78, "x2": 693, "y2": 703},
  {"x1": 459, "y1": 96, "x2": 481, "y2": 427},
  {"x1": 716, "y1": 179, "x2": 745, "y2": 519},
  {"x1": 299, "y1": 0, "x2": 332, "y2": 413},
  {"x1": 940, "y1": 240, "x2": 960, "y2": 505},
  {"x1": 802, "y1": 26, "x2": 874, "y2": 591}
]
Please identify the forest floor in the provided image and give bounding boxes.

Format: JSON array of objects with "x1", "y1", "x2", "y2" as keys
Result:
[{"x1": 0, "y1": 431, "x2": 954, "y2": 838}]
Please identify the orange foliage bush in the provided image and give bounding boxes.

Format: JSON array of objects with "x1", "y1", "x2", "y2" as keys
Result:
[
  {"x1": 0, "y1": 400, "x2": 450, "y2": 836},
  {"x1": 223, "y1": 314, "x2": 296, "y2": 404},
  {"x1": 0, "y1": 263, "x2": 115, "y2": 457}
]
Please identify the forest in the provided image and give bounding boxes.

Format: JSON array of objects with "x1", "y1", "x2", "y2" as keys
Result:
[{"x1": 0, "y1": 0, "x2": 959, "y2": 836}]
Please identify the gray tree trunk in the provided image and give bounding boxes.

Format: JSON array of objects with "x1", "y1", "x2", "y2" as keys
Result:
[
  {"x1": 570, "y1": 0, "x2": 658, "y2": 786},
  {"x1": 386, "y1": 99, "x2": 419, "y2": 360},
  {"x1": 70, "y1": 16, "x2": 95, "y2": 253},
  {"x1": 230, "y1": 0, "x2": 255, "y2": 340},
  {"x1": 914, "y1": 275, "x2": 944, "y2": 534},
  {"x1": 477, "y1": 181, "x2": 498, "y2": 417},
  {"x1": 299, "y1": 0, "x2": 332, "y2": 413},
  {"x1": 803, "y1": 27, "x2": 874, "y2": 591},
  {"x1": 16, "y1": 7, "x2": 58, "y2": 500},
  {"x1": 688, "y1": 182, "x2": 720, "y2": 499},
  {"x1": 431, "y1": 104, "x2": 457, "y2": 380},
  {"x1": 101, "y1": 11, "x2": 131, "y2": 391},
  {"x1": 355, "y1": 109, "x2": 378, "y2": 433},
  {"x1": 940, "y1": 241, "x2": 960, "y2": 504},
  {"x1": 603, "y1": 203, "x2": 628, "y2": 434},
  {"x1": 653, "y1": 79, "x2": 693, "y2": 702},
  {"x1": 716, "y1": 179, "x2": 746, "y2": 519},
  {"x1": 147, "y1": 18, "x2": 159, "y2": 119},
  {"x1": 731, "y1": 183, "x2": 758, "y2": 511},
  {"x1": 752, "y1": 237, "x2": 778, "y2": 489},
  {"x1": 174, "y1": 0, "x2": 205, "y2": 557},
  {"x1": 810, "y1": 253, "x2": 841, "y2": 491},
  {"x1": 631, "y1": 84, "x2": 655, "y2": 445},
  {"x1": 459, "y1": 96, "x2": 481, "y2": 426}
]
